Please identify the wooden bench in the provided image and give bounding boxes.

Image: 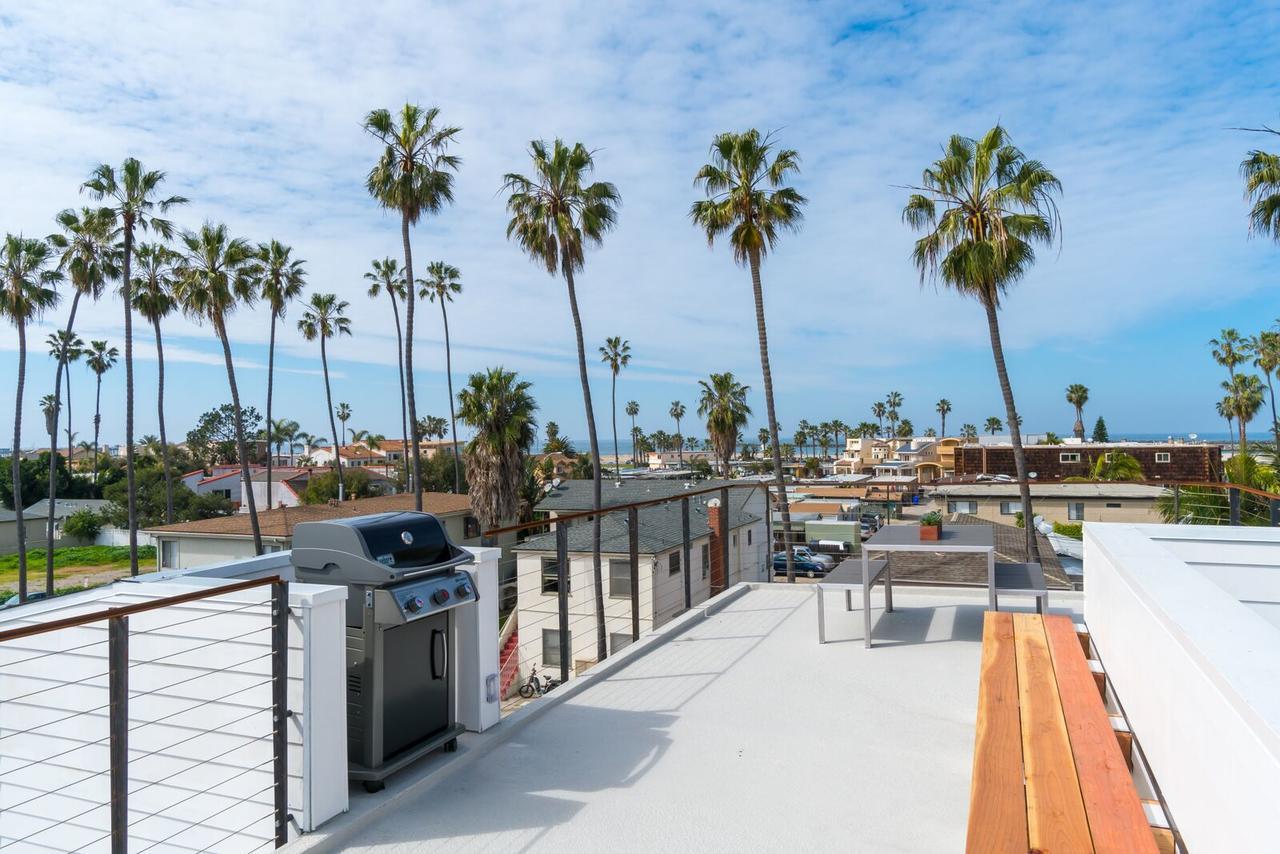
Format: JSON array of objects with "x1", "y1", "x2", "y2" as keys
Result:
[{"x1": 966, "y1": 612, "x2": 1161, "y2": 853}]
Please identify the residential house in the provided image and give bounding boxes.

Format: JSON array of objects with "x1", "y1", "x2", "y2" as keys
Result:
[
  {"x1": 954, "y1": 441, "x2": 1223, "y2": 482},
  {"x1": 144, "y1": 491, "x2": 480, "y2": 571},
  {"x1": 646, "y1": 449, "x2": 715, "y2": 470},
  {"x1": 928, "y1": 481, "x2": 1167, "y2": 525},
  {"x1": 0, "y1": 498, "x2": 112, "y2": 554},
  {"x1": 514, "y1": 491, "x2": 766, "y2": 676}
]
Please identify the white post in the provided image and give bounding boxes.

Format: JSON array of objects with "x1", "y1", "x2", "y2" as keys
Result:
[
  {"x1": 292, "y1": 581, "x2": 349, "y2": 832},
  {"x1": 456, "y1": 546, "x2": 501, "y2": 732}
]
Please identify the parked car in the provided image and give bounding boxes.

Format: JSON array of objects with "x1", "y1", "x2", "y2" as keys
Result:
[
  {"x1": 860, "y1": 513, "x2": 883, "y2": 532},
  {"x1": 772, "y1": 553, "x2": 828, "y2": 578},
  {"x1": 785, "y1": 545, "x2": 836, "y2": 568},
  {"x1": 860, "y1": 522, "x2": 872, "y2": 539},
  {"x1": 0, "y1": 591, "x2": 49, "y2": 610}
]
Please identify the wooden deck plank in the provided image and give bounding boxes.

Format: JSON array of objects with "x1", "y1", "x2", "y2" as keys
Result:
[
  {"x1": 1045, "y1": 615, "x2": 1159, "y2": 854},
  {"x1": 1013, "y1": 613, "x2": 1095, "y2": 854},
  {"x1": 965, "y1": 612, "x2": 1028, "y2": 854}
]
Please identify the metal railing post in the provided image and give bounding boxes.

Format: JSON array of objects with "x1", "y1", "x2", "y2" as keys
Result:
[
  {"x1": 719, "y1": 487, "x2": 730, "y2": 593},
  {"x1": 628, "y1": 506, "x2": 639, "y2": 643},
  {"x1": 108, "y1": 615, "x2": 128, "y2": 854},
  {"x1": 1229, "y1": 487, "x2": 1241, "y2": 526},
  {"x1": 1172, "y1": 484, "x2": 1181, "y2": 522},
  {"x1": 1272, "y1": 498, "x2": 1280, "y2": 527},
  {"x1": 271, "y1": 580, "x2": 290, "y2": 848},
  {"x1": 556, "y1": 521, "x2": 570, "y2": 684},
  {"x1": 681, "y1": 498, "x2": 692, "y2": 611}
]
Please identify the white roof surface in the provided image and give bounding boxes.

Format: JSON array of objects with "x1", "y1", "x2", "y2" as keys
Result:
[{"x1": 307, "y1": 584, "x2": 1084, "y2": 853}]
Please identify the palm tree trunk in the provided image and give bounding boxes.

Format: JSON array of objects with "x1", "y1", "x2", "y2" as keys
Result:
[
  {"x1": 216, "y1": 316, "x2": 262, "y2": 555},
  {"x1": 14, "y1": 318, "x2": 28, "y2": 603},
  {"x1": 265, "y1": 311, "x2": 277, "y2": 511},
  {"x1": 749, "y1": 250, "x2": 796, "y2": 583},
  {"x1": 941, "y1": 412, "x2": 947, "y2": 438},
  {"x1": 401, "y1": 213, "x2": 422, "y2": 510},
  {"x1": 441, "y1": 301, "x2": 461, "y2": 493},
  {"x1": 1268, "y1": 371, "x2": 1280, "y2": 460},
  {"x1": 629, "y1": 414, "x2": 636, "y2": 465},
  {"x1": 320, "y1": 335, "x2": 344, "y2": 501},
  {"x1": 609, "y1": 374, "x2": 619, "y2": 477},
  {"x1": 92, "y1": 374, "x2": 102, "y2": 487},
  {"x1": 123, "y1": 223, "x2": 139, "y2": 575},
  {"x1": 154, "y1": 316, "x2": 174, "y2": 524},
  {"x1": 676, "y1": 416, "x2": 682, "y2": 468},
  {"x1": 46, "y1": 291, "x2": 82, "y2": 593},
  {"x1": 563, "y1": 266, "x2": 607, "y2": 663},
  {"x1": 982, "y1": 298, "x2": 1039, "y2": 563},
  {"x1": 388, "y1": 291, "x2": 410, "y2": 488}
]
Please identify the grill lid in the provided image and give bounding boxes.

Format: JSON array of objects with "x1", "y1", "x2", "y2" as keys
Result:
[{"x1": 291, "y1": 511, "x2": 474, "y2": 585}]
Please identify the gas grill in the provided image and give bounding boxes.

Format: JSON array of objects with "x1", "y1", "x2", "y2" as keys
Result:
[{"x1": 291, "y1": 511, "x2": 477, "y2": 791}]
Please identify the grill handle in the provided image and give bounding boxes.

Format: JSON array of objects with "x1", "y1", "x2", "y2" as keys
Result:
[{"x1": 431, "y1": 628, "x2": 447, "y2": 680}]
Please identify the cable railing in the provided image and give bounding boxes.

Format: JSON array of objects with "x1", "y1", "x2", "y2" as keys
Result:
[
  {"x1": 0, "y1": 576, "x2": 290, "y2": 853},
  {"x1": 1158, "y1": 481, "x2": 1280, "y2": 527}
]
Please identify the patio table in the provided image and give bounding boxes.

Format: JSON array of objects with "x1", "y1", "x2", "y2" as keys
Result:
[{"x1": 816, "y1": 523, "x2": 996, "y2": 648}]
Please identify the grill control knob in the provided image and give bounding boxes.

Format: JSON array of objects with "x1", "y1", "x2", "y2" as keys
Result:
[
  {"x1": 456, "y1": 582, "x2": 473, "y2": 598},
  {"x1": 405, "y1": 596, "x2": 424, "y2": 613},
  {"x1": 431, "y1": 588, "x2": 451, "y2": 606}
]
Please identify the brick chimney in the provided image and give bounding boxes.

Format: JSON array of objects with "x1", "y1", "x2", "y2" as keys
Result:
[{"x1": 707, "y1": 499, "x2": 725, "y2": 593}]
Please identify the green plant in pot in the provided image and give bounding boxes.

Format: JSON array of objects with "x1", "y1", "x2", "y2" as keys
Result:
[{"x1": 919, "y1": 510, "x2": 943, "y2": 541}]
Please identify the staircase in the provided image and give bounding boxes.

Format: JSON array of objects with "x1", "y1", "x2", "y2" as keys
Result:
[{"x1": 499, "y1": 626, "x2": 520, "y2": 698}]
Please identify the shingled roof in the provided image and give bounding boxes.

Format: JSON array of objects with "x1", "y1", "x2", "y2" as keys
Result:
[
  {"x1": 145, "y1": 492, "x2": 473, "y2": 539},
  {"x1": 879, "y1": 513, "x2": 1070, "y2": 589},
  {"x1": 517, "y1": 498, "x2": 760, "y2": 555}
]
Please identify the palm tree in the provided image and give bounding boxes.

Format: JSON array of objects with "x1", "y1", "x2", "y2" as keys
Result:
[
  {"x1": 1222, "y1": 373, "x2": 1266, "y2": 453},
  {"x1": 885, "y1": 391, "x2": 903, "y2": 439},
  {"x1": 593, "y1": 337, "x2": 630, "y2": 476},
  {"x1": 503, "y1": 138, "x2": 619, "y2": 663},
  {"x1": 1252, "y1": 329, "x2": 1280, "y2": 457},
  {"x1": 897, "y1": 418, "x2": 915, "y2": 439},
  {"x1": 298, "y1": 295, "x2": 352, "y2": 501},
  {"x1": 457, "y1": 367, "x2": 538, "y2": 533},
  {"x1": 962, "y1": 423, "x2": 978, "y2": 443},
  {"x1": 364, "y1": 104, "x2": 461, "y2": 511},
  {"x1": 691, "y1": 129, "x2": 804, "y2": 583},
  {"x1": 420, "y1": 261, "x2": 464, "y2": 492},
  {"x1": 871, "y1": 402, "x2": 886, "y2": 437},
  {"x1": 1091, "y1": 450, "x2": 1145, "y2": 482},
  {"x1": 46, "y1": 331, "x2": 85, "y2": 463},
  {"x1": 83, "y1": 159, "x2": 185, "y2": 574},
  {"x1": 132, "y1": 242, "x2": 180, "y2": 522},
  {"x1": 668, "y1": 400, "x2": 688, "y2": 468},
  {"x1": 174, "y1": 222, "x2": 262, "y2": 554},
  {"x1": 758, "y1": 426, "x2": 771, "y2": 458},
  {"x1": 84, "y1": 340, "x2": 118, "y2": 487},
  {"x1": 625, "y1": 400, "x2": 639, "y2": 464},
  {"x1": 936, "y1": 399, "x2": 952, "y2": 437},
  {"x1": 1, "y1": 235, "x2": 61, "y2": 601},
  {"x1": 336, "y1": 403, "x2": 352, "y2": 447},
  {"x1": 1241, "y1": 128, "x2": 1280, "y2": 241},
  {"x1": 698, "y1": 373, "x2": 751, "y2": 478},
  {"x1": 272, "y1": 418, "x2": 301, "y2": 471},
  {"x1": 1065, "y1": 384, "x2": 1089, "y2": 440},
  {"x1": 904, "y1": 126, "x2": 1061, "y2": 563},
  {"x1": 254, "y1": 240, "x2": 306, "y2": 513},
  {"x1": 1217, "y1": 396, "x2": 1235, "y2": 439},
  {"x1": 985, "y1": 416, "x2": 1004, "y2": 436},
  {"x1": 363, "y1": 259, "x2": 411, "y2": 485},
  {"x1": 1210, "y1": 329, "x2": 1248, "y2": 381}
]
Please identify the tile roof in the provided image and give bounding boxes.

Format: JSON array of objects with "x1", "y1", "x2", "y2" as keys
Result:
[
  {"x1": 878, "y1": 514, "x2": 1070, "y2": 589},
  {"x1": 144, "y1": 492, "x2": 473, "y2": 538},
  {"x1": 4, "y1": 498, "x2": 112, "y2": 522}
]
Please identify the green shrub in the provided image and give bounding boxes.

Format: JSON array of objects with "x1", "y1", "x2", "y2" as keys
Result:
[
  {"x1": 1052, "y1": 522, "x2": 1084, "y2": 540},
  {"x1": 920, "y1": 511, "x2": 943, "y2": 526},
  {"x1": 62, "y1": 508, "x2": 102, "y2": 540}
]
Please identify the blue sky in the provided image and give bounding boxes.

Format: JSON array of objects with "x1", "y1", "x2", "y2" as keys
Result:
[{"x1": 1, "y1": 0, "x2": 1278, "y2": 449}]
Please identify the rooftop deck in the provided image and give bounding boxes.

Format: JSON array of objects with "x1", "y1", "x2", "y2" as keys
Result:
[{"x1": 302, "y1": 584, "x2": 1083, "y2": 853}]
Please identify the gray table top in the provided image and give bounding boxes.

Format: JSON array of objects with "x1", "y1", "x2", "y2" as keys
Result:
[
  {"x1": 862, "y1": 523, "x2": 994, "y2": 549},
  {"x1": 820, "y1": 558, "x2": 887, "y2": 586}
]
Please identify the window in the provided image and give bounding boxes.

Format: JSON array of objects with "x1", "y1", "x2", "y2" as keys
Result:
[
  {"x1": 160, "y1": 540, "x2": 178, "y2": 569},
  {"x1": 669, "y1": 551, "x2": 681, "y2": 576},
  {"x1": 947, "y1": 500, "x2": 977, "y2": 514},
  {"x1": 542, "y1": 628, "x2": 568, "y2": 668},
  {"x1": 747, "y1": 528, "x2": 753, "y2": 546},
  {"x1": 1068, "y1": 502, "x2": 1085, "y2": 521},
  {"x1": 464, "y1": 516, "x2": 481, "y2": 539},
  {"x1": 1106, "y1": 502, "x2": 1121, "y2": 509},
  {"x1": 999, "y1": 501, "x2": 1019, "y2": 516},
  {"x1": 609, "y1": 559, "x2": 632, "y2": 598},
  {"x1": 1059, "y1": 452, "x2": 1081, "y2": 463},
  {"x1": 701, "y1": 544, "x2": 709, "y2": 579},
  {"x1": 1155, "y1": 452, "x2": 1171, "y2": 463},
  {"x1": 609, "y1": 632, "x2": 633, "y2": 654},
  {"x1": 541, "y1": 557, "x2": 568, "y2": 595}
]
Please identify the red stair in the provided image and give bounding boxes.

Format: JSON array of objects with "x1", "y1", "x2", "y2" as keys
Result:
[{"x1": 499, "y1": 628, "x2": 520, "y2": 698}]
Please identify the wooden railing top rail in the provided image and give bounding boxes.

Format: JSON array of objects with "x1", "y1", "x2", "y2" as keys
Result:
[{"x1": 0, "y1": 575, "x2": 283, "y2": 643}]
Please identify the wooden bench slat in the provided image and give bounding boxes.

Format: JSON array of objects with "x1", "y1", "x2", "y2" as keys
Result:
[
  {"x1": 1013, "y1": 613, "x2": 1095, "y2": 854},
  {"x1": 965, "y1": 612, "x2": 1028, "y2": 853},
  {"x1": 1044, "y1": 615, "x2": 1159, "y2": 854}
]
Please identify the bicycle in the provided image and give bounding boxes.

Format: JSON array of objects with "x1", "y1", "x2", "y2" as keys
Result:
[{"x1": 517, "y1": 664, "x2": 562, "y2": 698}]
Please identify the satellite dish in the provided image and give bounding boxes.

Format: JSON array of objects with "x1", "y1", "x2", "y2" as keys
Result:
[
  {"x1": 1028, "y1": 472, "x2": 1038, "y2": 479},
  {"x1": 552, "y1": 478, "x2": 562, "y2": 488},
  {"x1": 1189, "y1": 433, "x2": 1198, "y2": 441}
]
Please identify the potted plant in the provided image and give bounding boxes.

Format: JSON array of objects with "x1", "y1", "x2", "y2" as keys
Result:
[{"x1": 919, "y1": 510, "x2": 943, "y2": 541}]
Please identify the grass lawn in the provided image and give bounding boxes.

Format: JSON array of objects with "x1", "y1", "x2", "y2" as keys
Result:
[{"x1": 0, "y1": 545, "x2": 156, "y2": 589}]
